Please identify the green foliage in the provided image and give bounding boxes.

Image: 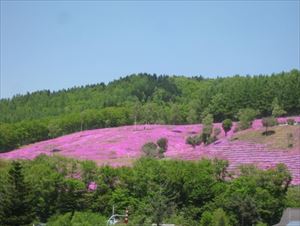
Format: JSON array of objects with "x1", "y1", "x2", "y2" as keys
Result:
[
  {"x1": 222, "y1": 119, "x2": 232, "y2": 136},
  {"x1": 47, "y1": 212, "x2": 107, "y2": 226},
  {"x1": 0, "y1": 161, "x2": 34, "y2": 226},
  {"x1": 47, "y1": 212, "x2": 72, "y2": 226},
  {"x1": 186, "y1": 109, "x2": 198, "y2": 124},
  {"x1": 148, "y1": 185, "x2": 174, "y2": 226},
  {"x1": 80, "y1": 160, "x2": 97, "y2": 186},
  {"x1": 165, "y1": 213, "x2": 198, "y2": 226},
  {"x1": 201, "y1": 114, "x2": 214, "y2": 144},
  {"x1": 285, "y1": 186, "x2": 300, "y2": 207},
  {"x1": 0, "y1": 106, "x2": 132, "y2": 152},
  {"x1": 207, "y1": 93, "x2": 230, "y2": 122},
  {"x1": 186, "y1": 135, "x2": 202, "y2": 148},
  {"x1": 200, "y1": 211, "x2": 213, "y2": 226},
  {"x1": 57, "y1": 178, "x2": 86, "y2": 214},
  {"x1": 211, "y1": 208, "x2": 231, "y2": 226},
  {"x1": 238, "y1": 108, "x2": 259, "y2": 130},
  {"x1": 255, "y1": 222, "x2": 267, "y2": 226},
  {"x1": 157, "y1": 138, "x2": 168, "y2": 152},
  {"x1": 220, "y1": 164, "x2": 292, "y2": 226},
  {"x1": 141, "y1": 142, "x2": 158, "y2": 158},
  {"x1": 202, "y1": 114, "x2": 214, "y2": 131},
  {"x1": 200, "y1": 209, "x2": 232, "y2": 226},
  {"x1": 212, "y1": 159, "x2": 229, "y2": 181},
  {"x1": 142, "y1": 138, "x2": 168, "y2": 158},
  {"x1": 272, "y1": 98, "x2": 287, "y2": 117},
  {"x1": 0, "y1": 155, "x2": 294, "y2": 226},
  {"x1": 24, "y1": 155, "x2": 64, "y2": 222}
]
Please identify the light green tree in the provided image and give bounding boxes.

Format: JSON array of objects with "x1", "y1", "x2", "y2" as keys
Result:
[{"x1": 272, "y1": 98, "x2": 286, "y2": 117}]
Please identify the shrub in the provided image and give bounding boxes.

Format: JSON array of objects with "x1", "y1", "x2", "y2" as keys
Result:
[
  {"x1": 211, "y1": 208, "x2": 231, "y2": 226},
  {"x1": 142, "y1": 142, "x2": 158, "y2": 157},
  {"x1": 238, "y1": 108, "x2": 258, "y2": 130},
  {"x1": 287, "y1": 118, "x2": 295, "y2": 125},
  {"x1": 200, "y1": 211, "x2": 213, "y2": 226},
  {"x1": 272, "y1": 98, "x2": 286, "y2": 117},
  {"x1": 47, "y1": 212, "x2": 107, "y2": 226},
  {"x1": 186, "y1": 135, "x2": 202, "y2": 148},
  {"x1": 202, "y1": 114, "x2": 214, "y2": 135},
  {"x1": 206, "y1": 136, "x2": 217, "y2": 145},
  {"x1": 222, "y1": 119, "x2": 232, "y2": 136},
  {"x1": 157, "y1": 138, "x2": 168, "y2": 152},
  {"x1": 201, "y1": 131, "x2": 217, "y2": 145},
  {"x1": 142, "y1": 139, "x2": 168, "y2": 158}
]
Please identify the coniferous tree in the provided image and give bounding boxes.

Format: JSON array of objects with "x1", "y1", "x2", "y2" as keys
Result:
[{"x1": 1, "y1": 161, "x2": 34, "y2": 226}]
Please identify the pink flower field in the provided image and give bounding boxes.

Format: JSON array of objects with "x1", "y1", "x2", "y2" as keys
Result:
[{"x1": 1, "y1": 117, "x2": 300, "y2": 184}]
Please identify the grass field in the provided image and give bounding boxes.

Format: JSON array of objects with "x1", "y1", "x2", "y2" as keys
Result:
[{"x1": 232, "y1": 125, "x2": 300, "y2": 150}]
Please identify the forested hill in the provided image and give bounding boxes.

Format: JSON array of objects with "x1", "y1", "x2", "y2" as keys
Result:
[
  {"x1": 1, "y1": 70, "x2": 300, "y2": 123},
  {"x1": 0, "y1": 70, "x2": 300, "y2": 152}
]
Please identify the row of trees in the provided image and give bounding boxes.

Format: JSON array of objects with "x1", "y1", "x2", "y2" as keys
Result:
[
  {"x1": 0, "y1": 101, "x2": 290, "y2": 153},
  {"x1": 0, "y1": 155, "x2": 298, "y2": 226},
  {"x1": 1, "y1": 70, "x2": 299, "y2": 124},
  {"x1": 0, "y1": 107, "x2": 132, "y2": 152}
]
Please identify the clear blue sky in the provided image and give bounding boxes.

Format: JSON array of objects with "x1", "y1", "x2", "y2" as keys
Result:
[{"x1": 1, "y1": 1, "x2": 299, "y2": 99}]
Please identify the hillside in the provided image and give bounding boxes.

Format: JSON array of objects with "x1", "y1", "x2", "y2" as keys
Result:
[
  {"x1": 1, "y1": 70, "x2": 300, "y2": 153},
  {"x1": 1, "y1": 117, "x2": 299, "y2": 184}
]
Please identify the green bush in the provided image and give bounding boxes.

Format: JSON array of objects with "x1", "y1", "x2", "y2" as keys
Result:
[
  {"x1": 206, "y1": 136, "x2": 217, "y2": 145},
  {"x1": 157, "y1": 138, "x2": 168, "y2": 152},
  {"x1": 238, "y1": 108, "x2": 258, "y2": 130},
  {"x1": 285, "y1": 186, "x2": 300, "y2": 207},
  {"x1": 272, "y1": 98, "x2": 286, "y2": 117},
  {"x1": 186, "y1": 135, "x2": 202, "y2": 148},
  {"x1": 222, "y1": 119, "x2": 232, "y2": 136},
  {"x1": 141, "y1": 142, "x2": 158, "y2": 157},
  {"x1": 0, "y1": 155, "x2": 293, "y2": 226},
  {"x1": 47, "y1": 212, "x2": 107, "y2": 226}
]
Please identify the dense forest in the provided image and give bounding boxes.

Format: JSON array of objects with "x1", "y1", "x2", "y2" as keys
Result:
[
  {"x1": 0, "y1": 70, "x2": 299, "y2": 152},
  {"x1": 0, "y1": 156, "x2": 299, "y2": 226}
]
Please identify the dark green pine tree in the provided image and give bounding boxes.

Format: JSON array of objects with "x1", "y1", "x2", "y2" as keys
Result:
[{"x1": 1, "y1": 161, "x2": 34, "y2": 226}]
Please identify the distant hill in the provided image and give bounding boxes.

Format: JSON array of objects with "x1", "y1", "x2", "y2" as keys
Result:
[{"x1": 1, "y1": 117, "x2": 299, "y2": 184}]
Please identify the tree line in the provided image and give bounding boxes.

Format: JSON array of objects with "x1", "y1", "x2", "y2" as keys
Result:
[
  {"x1": 0, "y1": 155, "x2": 299, "y2": 226},
  {"x1": 0, "y1": 70, "x2": 299, "y2": 152}
]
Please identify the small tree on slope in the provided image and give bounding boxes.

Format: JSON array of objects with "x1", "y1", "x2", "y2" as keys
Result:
[
  {"x1": 222, "y1": 119, "x2": 232, "y2": 136},
  {"x1": 262, "y1": 117, "x2": 277, "y2": 136}
]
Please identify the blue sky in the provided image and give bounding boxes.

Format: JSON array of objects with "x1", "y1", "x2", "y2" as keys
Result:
[{"x1": 1, "y1": 1, "x2": 299, "y2": 99}]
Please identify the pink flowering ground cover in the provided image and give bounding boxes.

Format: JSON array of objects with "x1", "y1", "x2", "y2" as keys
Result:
[{"x1": 0, "y1": 117, "x2": 299, "y2": 184}]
